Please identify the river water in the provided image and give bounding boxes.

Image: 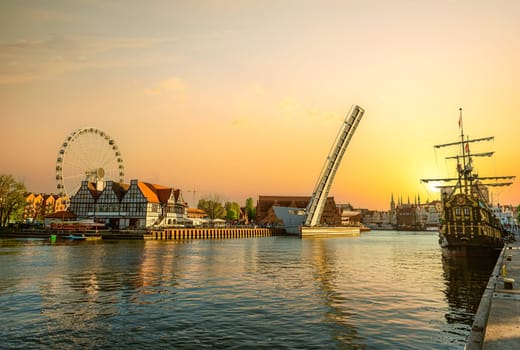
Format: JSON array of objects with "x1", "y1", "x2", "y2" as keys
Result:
[{"x1": 0, "y1": 231, "x2": 497, "y2": 349}]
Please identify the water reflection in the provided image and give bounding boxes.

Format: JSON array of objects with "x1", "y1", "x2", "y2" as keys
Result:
[
  {"x1": 38, "y1": 242, "x2": 148, "y2": 346},
  {"x1": 441, "y1": 254, "x2": 498, "y2": 326},
  {"x1": 306, "y1": 239, "x2": 363, "y2": 348},
  {"x1": 0, "y1": 234, "x2": 496, "y2": 349}
]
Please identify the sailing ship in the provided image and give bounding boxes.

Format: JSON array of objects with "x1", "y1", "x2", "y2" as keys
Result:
[{"x1": 421, "y1": 108, "x2": 515, "y2": 256}]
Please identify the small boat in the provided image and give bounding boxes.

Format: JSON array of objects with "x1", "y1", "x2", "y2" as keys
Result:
[{"x1": 63, "y1": 234, "x2": 86, "y2": 241}]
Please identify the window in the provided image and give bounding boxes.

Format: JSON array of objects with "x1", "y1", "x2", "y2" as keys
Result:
[{"x1": 464, "y1": 207, "x2": 470, "y2": 216}]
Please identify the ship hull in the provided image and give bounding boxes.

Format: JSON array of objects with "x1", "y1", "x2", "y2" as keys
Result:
[
  {"x1": 438, "y1": 192, "x2": 505, "y2": 257},
  {"x1": 439, "y1": 232, "x2": 503, "y2": 257}
]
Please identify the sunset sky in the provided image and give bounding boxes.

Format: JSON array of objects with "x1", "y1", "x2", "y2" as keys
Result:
[{"x1": 1, "y1": 0, "x2": 519, "y2": 210}]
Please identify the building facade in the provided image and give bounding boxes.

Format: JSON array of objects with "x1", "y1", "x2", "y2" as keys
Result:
[
  {"x1": 23, "y1": 193, "x2": 69, "y2": 224},
  {"x1": 256, "y1": 195, "x2": 342, "y2": 226},
  {"x1": 69, "y1": 179, "x2": 188, "y2": 229}
]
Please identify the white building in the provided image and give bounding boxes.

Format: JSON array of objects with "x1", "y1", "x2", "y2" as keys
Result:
[
  {"x1": 492, "y1": 204, "x2": 519, "y2": 234},
  {"x1": 69, "y1": 179, "x2": 188, "y2": 229},
  {"x1": 415, "y1": 202, "x2": 441, "y2": 230}
]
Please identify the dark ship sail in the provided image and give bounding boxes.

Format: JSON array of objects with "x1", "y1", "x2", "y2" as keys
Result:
[{"x1": 421, "y1": 108, "x2": 515, "y2": 256}]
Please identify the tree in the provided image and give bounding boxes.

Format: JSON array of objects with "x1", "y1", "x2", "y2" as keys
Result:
[
  {"x1": 225, "y1": 201, "x2": 240, "y2": 221},
  {"x1": 0, "y1": 174, "x2": 26, "y2": 227},
  {"x1": 245, "y1": 197, "x2": 256, "y2": 223},
  {"x1": 197, "y1": 194, "x2": 226, "y2": 220}
]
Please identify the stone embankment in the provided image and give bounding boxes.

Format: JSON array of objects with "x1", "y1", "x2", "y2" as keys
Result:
[
  {"x1": 466, "y1": 240, "x2": 520, "y2": 349},
  {"x1": 147, "y1": 227, "x2": 273, "y2": 240}
]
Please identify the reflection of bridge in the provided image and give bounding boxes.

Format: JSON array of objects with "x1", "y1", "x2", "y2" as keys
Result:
[{"x1": 304, "y1": 105, "x2": 365, "y2": 231}]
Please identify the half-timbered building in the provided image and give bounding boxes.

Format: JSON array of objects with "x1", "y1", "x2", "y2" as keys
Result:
[{"x1": 69, "y1": 179, "x2": 188, "y2": 229}]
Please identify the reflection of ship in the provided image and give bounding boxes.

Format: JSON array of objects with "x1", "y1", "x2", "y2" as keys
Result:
[
  {"x1": 421, "y1": 109, "x2": 515, "y2": 256},
  {"x1": 441, "y1": 254, "x2": 497, "y2": 327}
]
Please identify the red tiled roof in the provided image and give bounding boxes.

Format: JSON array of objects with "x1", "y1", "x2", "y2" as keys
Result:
[
  {"x1": 138, "y1": 182, "x2": 180, "y2": 204},
  {"x1": 156, "y1": 188, "x2": 172, "y2": 203},
  {"x1": 188, "y1": 208, "x2": 207, "y2": 214},
  {"x1": 138, "y1": 182, "x2": 160, "y2": 203}
]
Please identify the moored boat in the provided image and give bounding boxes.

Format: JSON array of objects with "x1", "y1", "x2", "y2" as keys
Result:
[
  {"x1": 62, "y1": 234, "x2": 86, "y2": 241},
  {"x1": 421, "y1": 108, "x2": 515, "y2": 257}
]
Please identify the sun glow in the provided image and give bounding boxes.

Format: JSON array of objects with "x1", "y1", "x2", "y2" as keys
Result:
[
  {"x1": 427, "y1": 181, "x2": 442, "y2": 193},
  {"x1": 1, "y1": 2, "x2": 519, "y2": 208}
]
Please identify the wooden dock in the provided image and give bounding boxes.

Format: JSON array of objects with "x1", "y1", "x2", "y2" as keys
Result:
[
  {"x1": 466, "y1": 240, "x2": 520, "y2": 349},
  {"x1": 148, "y1": 227, "x2": 273, "y2": 240}
]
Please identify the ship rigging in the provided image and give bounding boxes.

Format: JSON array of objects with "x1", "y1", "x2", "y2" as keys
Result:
[{"x1": 420, "y1": 108, "x2": 515, "y2": 256}]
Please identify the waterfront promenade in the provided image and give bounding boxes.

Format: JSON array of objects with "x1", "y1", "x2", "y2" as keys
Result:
[
  {"x1": 466, "y1": 240, "x2": 520, "y2": 349},
  {"x1": 0, "y1": 226, "x2": 273, "y2": 240},
  {"x1": 147, "y1": 227, "x2": 272, "y2": 240}
]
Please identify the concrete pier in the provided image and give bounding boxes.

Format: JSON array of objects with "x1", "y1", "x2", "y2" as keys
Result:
[
  {"x1": 148, "y1": 227, "x2": 273, "y2": 240},
  {"x1": 300, "y1": 225, "x2": 360, "y2": 238},
  {"x1": 466, "y1": 241, "x2": 520, "y2": 349}
]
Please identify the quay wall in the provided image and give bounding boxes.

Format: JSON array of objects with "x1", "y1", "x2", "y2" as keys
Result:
[
  {"x1": 466, "y1": 241, "x2": 520, "y2": 349},
  {"x1": 0, "y1": 228, "x2": 101, "y2": 238},
  {"x1": 465, "y1": 247, "x2": 506, "y2": 349},
  {"x1": 0, "y1": 227, "x2": 274, "y2": 240},
  {"x1": 148, "y1": 227, "x2": 273, "y2": 240}
]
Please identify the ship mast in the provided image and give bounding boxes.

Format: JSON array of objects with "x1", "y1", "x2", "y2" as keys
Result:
[
  {"x1": 459, "y1": 108, "x2": 471, "y2": 195},
  {"x1": 420, "y1": 108, "x2": 515, "y2": 202},
  {"x1": 459, "y1": 108, "x2": 465, "y2": 194}
]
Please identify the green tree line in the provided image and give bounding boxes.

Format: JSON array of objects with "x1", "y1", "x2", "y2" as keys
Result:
[
  {"x1": 0, "y1": 174, "x2": 26, "y2": 227},
  {"x1": 197, "y1": 194, "x2": 256, "y2": 222}
]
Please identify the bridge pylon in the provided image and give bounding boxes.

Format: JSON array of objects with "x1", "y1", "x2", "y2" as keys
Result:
[{"x1": 304, "y1": 105, "x2": 365, "y2": 228}]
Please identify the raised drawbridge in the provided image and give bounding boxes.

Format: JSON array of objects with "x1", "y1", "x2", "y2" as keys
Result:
[{"x1": 300, "y1": 104, "x2": 365, "y2": 237}]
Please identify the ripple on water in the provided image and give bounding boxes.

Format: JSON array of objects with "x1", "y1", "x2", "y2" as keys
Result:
[{"x1": 0, "y1": 233, "x2": 494, "y2": 349}]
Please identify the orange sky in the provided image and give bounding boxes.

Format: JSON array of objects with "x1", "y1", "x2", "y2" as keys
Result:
[{"x1": 1, "y1": 1, "x2": 519, "y2": 210}]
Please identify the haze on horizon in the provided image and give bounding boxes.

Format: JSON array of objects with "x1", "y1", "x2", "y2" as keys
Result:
[{"x1": 1, "y1": 0, "x2": 519, "y2": 210}]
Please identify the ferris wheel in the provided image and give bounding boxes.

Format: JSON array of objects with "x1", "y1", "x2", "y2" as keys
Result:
[{"x1": 56, "y1": 127, "x2": 125, "y2": 198}]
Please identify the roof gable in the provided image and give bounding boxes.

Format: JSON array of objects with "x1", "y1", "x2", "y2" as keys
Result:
[
  {"x1": 87, "y1": 183, "x2": 102, "y2": 199},
  {"x1": 156, "y1": 188, "x2": 172, "y2": 203},
  {"x1": 138, "y1": 182, "x2": 160, "y2": 203},
  {"x1": 138, "y1": 182, "x2": 178, "y2": 204}
]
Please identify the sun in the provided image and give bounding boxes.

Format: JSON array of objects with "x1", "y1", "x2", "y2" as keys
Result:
[{"x1": 427, "y1": 181, "x2": 441, "y2": 193}]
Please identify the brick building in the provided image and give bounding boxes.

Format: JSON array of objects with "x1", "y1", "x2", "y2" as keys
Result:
[{"x1": 256, "y1": 195, "x2": 342, "y2": 226}]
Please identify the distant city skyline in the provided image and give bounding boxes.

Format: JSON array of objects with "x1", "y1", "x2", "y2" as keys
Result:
[{"x1": 1, "y1": 1, "x2": 519, "y2": 210}]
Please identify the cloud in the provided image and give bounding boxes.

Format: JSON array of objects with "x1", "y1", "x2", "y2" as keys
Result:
[
  {"x1": 0, "y1": 72, "x2": 40, "y2": 85},
  {"x1": 0, "y1": 35, "x2": 178, "y2": 86},
  {"x1": 230, "y1": 117, "x2": 249, "y2": 127},
  {"x1": 144, "y1": 77, "x2": 188, "y2": 96}
]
